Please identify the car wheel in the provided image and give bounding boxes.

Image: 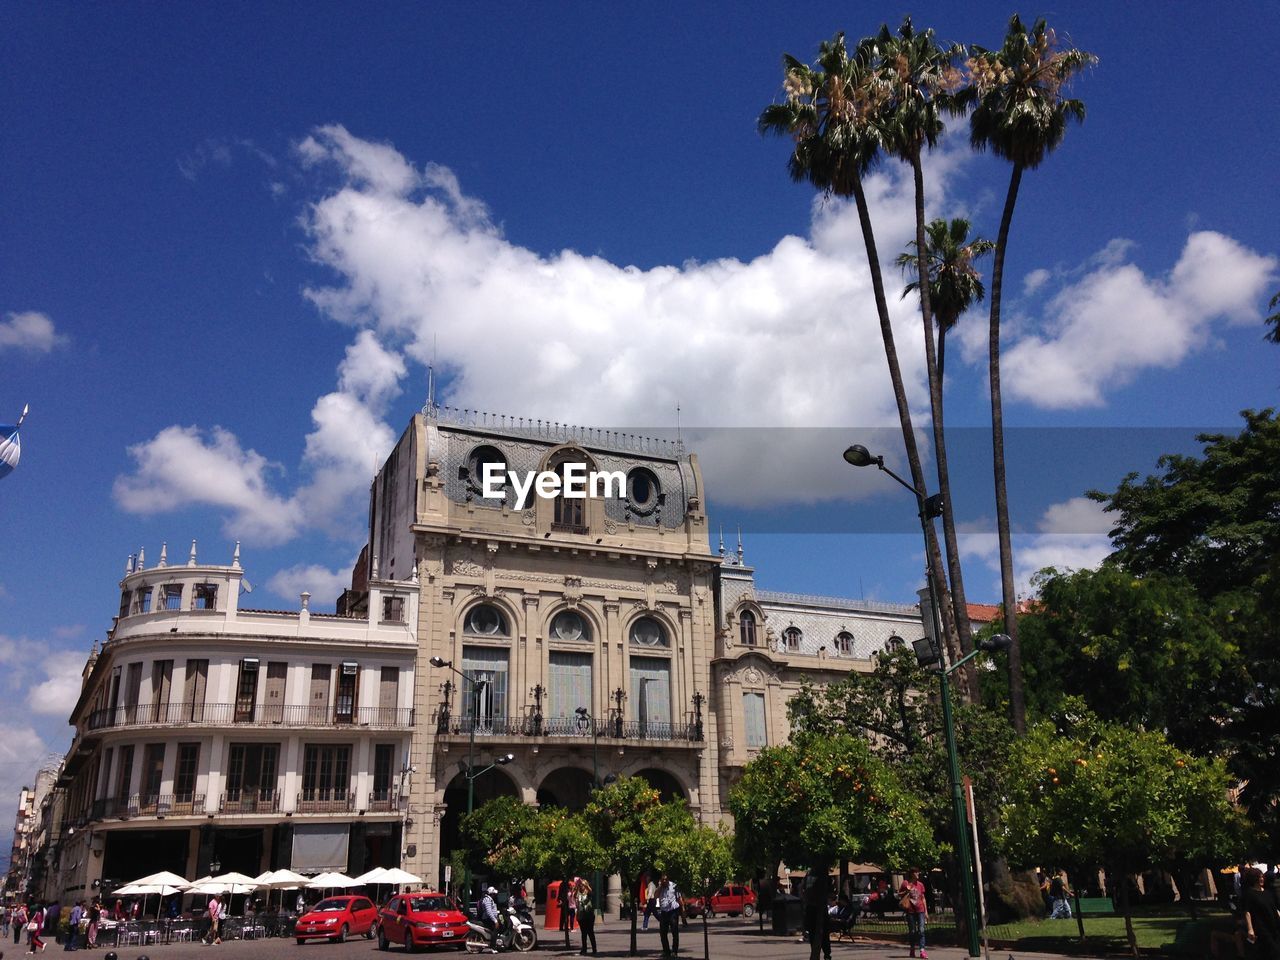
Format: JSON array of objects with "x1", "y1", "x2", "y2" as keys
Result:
[
  {"x1": 366, "y1": 921, "x2": 376, "y2": 940},
  {"x1": 406, "y1": 931, "x2": 418, "y2": 954},
  {"x1": 743, "y1": 904, "x2": 755, "y2": 919},
  {"x1": 379, "y1": 927, "x2": 390, "y2": 951},
  {"x1": 297, "y1": 937, "x2": 307, "y2": 945},
  {"x1": 336, "y1": 923, "x2": 348, "y2": 943}
]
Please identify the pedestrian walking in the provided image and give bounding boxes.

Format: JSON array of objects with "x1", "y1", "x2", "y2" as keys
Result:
[
  {"x1": 575, "y1": 878, "x2": 597, "y2": 956},
  {"x1": 28, "y1": 901, "x2": 46, "y2": 953},
  {"x1": 1048, "y1": 871, "x2": 1073, "y2": 920},
  {"x1": 643, "y1": 876, "x2": 657, "y2": 931},
  {"x1": 66, "y1": 901, "x2": 83, "y2": 951},
  {"x1": 14, "y1": 903, "x2": 27, "y2": 946},
  {"x1": 898, "y1": 869, "x2": 928, "y2": 960},
  {"x1": 656, "y1": 872, "x2": 681, "y2": 958},
  {"x1": 203, "y1": 893, "x2": 223, "y2": 945},
  {"x1": 86, "y1": 902, "x2": 99, "y2": 950}
]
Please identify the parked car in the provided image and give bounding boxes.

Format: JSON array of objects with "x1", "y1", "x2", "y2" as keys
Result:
[
  {"x1": 295, "y1": 895, "x2": 379, "y2": 944},
  {"x1": 378, "y1": 892, "x2": 470, "y2": 952},
  {"x1": 685, "y1": 884, "x2": 757, "y2": 918}
]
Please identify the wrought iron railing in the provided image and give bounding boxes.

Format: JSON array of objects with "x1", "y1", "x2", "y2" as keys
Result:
[
  {"x1": 366, "y1": 790, "x2": 401, "y2": 813},
  {"x1": 219, "y1": 790, "x2": 281, "y2": 814},
  {"x1": 296, "y1": 790, "x2": 354, "y2": 814},
  {"x1": 434, "y1": 714, "x2": 702, "y2": 742},
  {"x1": 89, "y1": 793, "x2": 206, "y2": 820},
  {"x1": 86, "y1": 702, "x2": 414, "y2": 732}
]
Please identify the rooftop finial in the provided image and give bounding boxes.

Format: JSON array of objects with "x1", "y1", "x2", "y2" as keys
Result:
[
  {"x1": 737, "y1": 526, "x2": 744, "y2": 564},
  {"x1": 125, "y1": 554, "x2": 134, "y2": 576},
  {"x1": 188, "y1": 540, "x2": 198, "y2": 566},
  {"x1": 232, "y1": 541, "x2": 241, "y2": 569},
  {"x1": 158, "y1": 542, "x2": 168, "y2": 568},
  {"x1": 137, "y1": 546, "x2": 145, "y2": 570},
  {"x1": 300, "y1": 591, "x2": 311, "y2": 612},
  {"x1": 718, "y1": 525, "x2": 725, "y2": 557},
  {"x1": 371, "y1": 554, "x2": 380, "y2": 579}
]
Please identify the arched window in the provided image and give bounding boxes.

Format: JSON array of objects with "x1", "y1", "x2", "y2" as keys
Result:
[
  {"x1": 465, "y1": 444, "x2": 508, "y2": 500},
  {"x1": 629, "y1": 616, "x2": 668, "y2": 648},
  {"x1": 782, "y1": 626, "x2": 802, "y2": 652},
  {"x1": 835, "y1": 631, "x2": 853, "y2": 656},
  {"x1": 464, "y1": 604, "x2": 509, "y2": 637},
  {"x1": 550, "y1": 610, "x2": 590, "y2": 642},
  {"x1": 552, "y1": 459, "x2": 588, "y2": 533},
  {"x1": 739, "y1": 610, "x2": 757, "y2": 646}
]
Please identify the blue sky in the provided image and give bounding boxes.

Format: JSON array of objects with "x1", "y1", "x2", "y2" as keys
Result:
[{"x1": 2, "y1": 2, "x2": 1278, "y2": 839}]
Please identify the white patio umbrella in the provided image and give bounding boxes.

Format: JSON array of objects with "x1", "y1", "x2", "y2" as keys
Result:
[
  {"x1": 353, "y1": 867, "x2": 391, "y2": 885},
  {"x1": 255, "y1": 869, "x2": 311, "y2": 911},
  {"x1": 115, "y1": 872, "x2": 190, "y2": 918},
  {"x1": 130, "y1": 870, "x2": 192, "y2": 889},
  {"x1": 378, "y1": 868, "x2": 423, "y2": 886},
  {"x1": 306, "y1": 872, "x2": 359, "y2": 896}
]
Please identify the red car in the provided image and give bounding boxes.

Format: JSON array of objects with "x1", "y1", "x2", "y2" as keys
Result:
[
  {"x1": 295, "y1": 895, "x2": 380, "y2": 943},
  {"x1": 378, "y1": 892, "x2": 469, "y2": 952},
  {"x1": 685, "y1": 884, "x2": 757, "y2": 918}
]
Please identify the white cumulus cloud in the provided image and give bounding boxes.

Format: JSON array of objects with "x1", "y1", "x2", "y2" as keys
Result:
[
  {"x1": 28, "y1": 654, "x2": 87, "y2": 717},
  {"x1": 1002, "y1": 231, "x2": 1276, "y2": 409},
  {"x1": 0, "y1": 311, "x2": 67, "y2": 353},
  {"x1": 266, "y1": 564, "x2": 353, "y2": 606}
]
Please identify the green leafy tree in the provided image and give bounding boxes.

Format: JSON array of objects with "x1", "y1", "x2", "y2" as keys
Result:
[
  {"x1": 527, "y1": 808, "x2": 607, "y2": 950},
  {"x1": 1001, "y1": 707, "x2": 1247, "y2": 956},
  {"x1": 1088, "y1": 409, "x2": 1280, "y2": 845},
  {"x1": 967, "y1": 16, "x2": 1096, "y2": 734},
  {"x1": 1265, "y1": 291, "x2": 1279, "y2": 343},
  {"x1": 656, "y1": 822, "x2": 737, "y2": 960},
  {"x1": 460, "y1": 795, "x2": 543, "y2": 880},
  {"x1": 759, "y1": 33, "x2": 966, "y2": 671},
  {"x1": 729, "y1": 732, "x2": 936, "y2": 877},
  {"x1": 584, "y1": 776, "x2": 689, "y2": 956}
]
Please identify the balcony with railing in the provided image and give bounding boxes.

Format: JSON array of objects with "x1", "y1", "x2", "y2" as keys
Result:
[
  {"x1": 219, "y1": 790, "x2": 282, "y2": 815},
  {"x1": 89, "y1": 793, "x2": 207, "y2": 821},
  {"x1": 434, "y1": 714, "x2": 703, "y2": 744},
  {"x1": 366, "y1": 790, "x2": 401, "y2": 813},
  {"x1": 86, "y1": 701, "x2": 414, "y2": 733},
  {"x1": 296, "y1": 790, "x2": 354, "y2": 814}
]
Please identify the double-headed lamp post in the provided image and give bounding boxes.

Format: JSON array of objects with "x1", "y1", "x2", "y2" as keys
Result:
[
  {"x1": 574, "y1": 706, "x2": 617, "y2": 912},
  {"x1": 843, "y1": 444, "x2": 1010, "y2": 959},
  {"x1": 430, "y1": 655, "x2": 514, "y2": 901}
]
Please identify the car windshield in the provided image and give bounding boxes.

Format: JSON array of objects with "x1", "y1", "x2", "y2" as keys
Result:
[
  {"x1": 409, "y1": 896, "x2": 452, "y2": 912},
  {"x1": 313, "y1": 899, "x2": 350, "y2": 912}
]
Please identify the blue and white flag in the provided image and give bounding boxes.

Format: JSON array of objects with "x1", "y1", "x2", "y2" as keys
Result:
[{"x1": 0, "y1": 404, "x2": 28, "y2": 480}]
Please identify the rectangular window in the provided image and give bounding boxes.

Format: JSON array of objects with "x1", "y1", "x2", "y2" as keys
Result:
[
  {"x1": 629, "y1": 657, "x2": 672, "y2": 738},
  {"x1": 124, "y1": 662, "x2": 144, "y2": 723},
  {"x1": 334, "y1": 662, "x2": 358, "y2": 723},
  {"x1": 193, "y1": 583, "x2": 217, "y2": 610},
  {"x1": 372, "y1": 744, "x2": 396, "y2": 801},
  {"x1": 302, "y1": 744, "x2": 352, "y2": 799},
  {"x1": 184, "y1": 659, "x2": 208, "y2": 722},
  {"x1": 151, "y1": 660, "x2": 173, "y2": 723},
  {"x1": 234, "y1": 658, "x2": 260, "y2": 722},
  {"x1": 141, "y1": 743, "x2": 165, "y2": 803},
  {"x1": 548, "y1": 651, "x2": 592, "y2": 733},
  {"x1": 743, "y1": 692, "x2": 767, "y2": 748},
  {"x1": 132, "y1": 588, "x2": 152, "y2": 615},
  {"x1": 108, "y1": 666, "x2": 122, "y2": 722},
  {"x1": 115, "y1": 744, "x2": 134, "y2": 803},
  {"x1": 263, "y1": 662, "x2": 287, "y2": 722},
  {"x1": 226, "y1": 743, "x2": 279, "y2": 801},
  {"x1": 461, "y1": 647, "x2": 509, "y2": 732},
  {"x1": 381, "y1": 595, "x2": 405, "y2": 623},
  {"x1": 378, "y1": 667, "x2": 399, "y2": 724},
  {"x1": 309, "y1": 664, "x2": 331, "y2": 723},
  {"x1": 175, "y1": 743, "x2": 200, "y2": 801},
  {"x1": 119, "y1": 591, "x2": 131, "y2": 619},
  {"x1": 100, "y1": 748, "x2": 114, "y2": 801},
  {"x1": 164, "y1": 585, "x2": 183, "y2": 610}
]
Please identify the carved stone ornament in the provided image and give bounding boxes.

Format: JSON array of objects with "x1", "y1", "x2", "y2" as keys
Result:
[
  {"x1": 720, "y1": 737, "x2": 734, "y2": 750},
  {"x1": 451, "y1": 558, "x2": 486, "y2": 577},
  {"x1": 564, "y1": 576, "x2": 583, "y2": 605},
  {"x1": 522, "y1": 510, "x2": 536, "y2": 527},
  {"x1": 743, "y1": 666, "x2": 763, "y2": 686},
  {"x1": 603, "y1": 518, "x2": 619, "y2": 534}
]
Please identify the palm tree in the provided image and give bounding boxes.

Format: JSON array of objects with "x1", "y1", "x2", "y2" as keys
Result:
[
  {"x1": 871, "y1": 18, "x2": 977, "y2": 678},
  {"x1": 968, "y1": 15, "x2": 1096, "y2": 734},
  {"x1": 896, "y1": 217, "x2": 994, "y2": 699},
  {"x1": 759, "y1": 35, "x2": 955, "y2": 659}
]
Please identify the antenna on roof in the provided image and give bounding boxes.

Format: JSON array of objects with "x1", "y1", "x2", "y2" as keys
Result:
[
  {"x1": 424, "y1": 334, "x2": 439, "y2": 417},
  {"x1": 676, "y1": 403, "x2": 681, "y2": 443}
]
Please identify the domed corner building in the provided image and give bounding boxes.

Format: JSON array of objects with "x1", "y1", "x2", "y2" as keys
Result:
[
  {"x1": 368, "y1": 404, "x2": 923, "y2": 900},
  {"x1": 34, "y1": 403, "x2": 922, "y2": 907}
]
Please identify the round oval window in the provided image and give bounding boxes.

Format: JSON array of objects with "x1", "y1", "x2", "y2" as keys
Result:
[
  {"x1": 466, "y1": 605, "x2": 504, "y2": 635},
  {"x1": 551, "y1": 611, "x2": 587, "y2": 642},
  {"x1": 630, "y1": 617, "x2": 665, "y2": 647}
]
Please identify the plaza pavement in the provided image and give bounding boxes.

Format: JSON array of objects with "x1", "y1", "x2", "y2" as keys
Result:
[{"x1": 17, "y1": 915, "x2": 1113, "y2": 960}]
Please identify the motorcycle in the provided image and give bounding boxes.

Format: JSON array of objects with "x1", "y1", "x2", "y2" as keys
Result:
[{"x1": 465, "y1": 905, "x2": 537, "y2": 953}]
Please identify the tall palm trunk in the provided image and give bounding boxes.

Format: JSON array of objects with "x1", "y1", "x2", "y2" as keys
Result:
[
  {"x1": 989, "y1": 162, "x2": 1027, "y2": 735},
  {"x1": 909, "y1": 153, "x2": 978, "y2": 699},
  {"x1": 850, "y1": 172, "x2": 961, "y2": 665}
]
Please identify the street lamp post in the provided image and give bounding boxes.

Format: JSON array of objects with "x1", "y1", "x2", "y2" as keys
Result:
[
  {"x1": 430, "y1": 655, "x2": 514, "y2": 903},
  {"x1": 843, "y1": 444, "x2": 1006, "y2": 959}
]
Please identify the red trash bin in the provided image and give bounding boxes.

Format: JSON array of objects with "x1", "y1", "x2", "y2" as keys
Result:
[{"x1": 545, "y1": 881, "x2": 577, "y2": 931}]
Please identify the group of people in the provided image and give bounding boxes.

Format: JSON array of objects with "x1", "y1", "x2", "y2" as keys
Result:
[
  {"x1": 4, "y1": 897, "x2": 113, "y2": 953},
  {"x1": 1037, "y1": 869, "x2": 1074, "y2": 919},
  {"x1": 552, "y1": 877, "x2": 599, "y2": 955},
  {"x1": 803, "y1": 869, "x2": 929, "y2": 960}
]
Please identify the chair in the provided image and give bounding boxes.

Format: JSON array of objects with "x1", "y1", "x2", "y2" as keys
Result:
[
  {"x1": 118, "y1": 922, "x2": 142, "y2": 946},
  {"x1": 170, "y1": 922, "x2": 195, "y2": 943}
]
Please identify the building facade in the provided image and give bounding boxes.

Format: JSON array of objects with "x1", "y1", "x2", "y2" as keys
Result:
[{"x1": 43, "y1": 543, "x2": 419, "y2": 902}]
